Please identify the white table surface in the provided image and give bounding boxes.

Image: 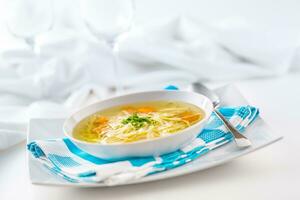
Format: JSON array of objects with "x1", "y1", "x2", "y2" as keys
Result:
[{"x1": 1, "y1": 73, "x2": 299, "y2": 200}]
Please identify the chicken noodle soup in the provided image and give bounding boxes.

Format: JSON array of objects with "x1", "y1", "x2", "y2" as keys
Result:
[{"x1": 73, "y1": 101, "x2": 205, "y2": 144}]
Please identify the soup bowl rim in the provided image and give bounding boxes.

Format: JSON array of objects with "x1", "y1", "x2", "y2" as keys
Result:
[{"x1": 63, "y1": 90, "x2": 213, "y2": 146}]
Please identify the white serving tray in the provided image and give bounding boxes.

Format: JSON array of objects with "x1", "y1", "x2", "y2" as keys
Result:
[{"x1": 27, "y1": 85, "x2": 282, "y2": 187}]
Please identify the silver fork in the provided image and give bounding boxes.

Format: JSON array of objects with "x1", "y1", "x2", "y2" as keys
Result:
[{"x1": 192, "y1": 82, "x2": 251, "y2": 148}]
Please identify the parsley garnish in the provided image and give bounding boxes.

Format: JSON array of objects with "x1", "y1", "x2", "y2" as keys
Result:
[{"x1": 122, "y1": 113, "x2": 153, "y2": 129}]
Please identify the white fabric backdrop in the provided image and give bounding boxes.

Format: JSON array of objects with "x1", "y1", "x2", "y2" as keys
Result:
[{"x1": 0, "y1": 0, "x2": 300, "y2": 149}]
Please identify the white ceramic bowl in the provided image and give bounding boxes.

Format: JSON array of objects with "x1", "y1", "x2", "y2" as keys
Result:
[{"x1": 63, "y1": 90, "x2": 213, "y2": 160}]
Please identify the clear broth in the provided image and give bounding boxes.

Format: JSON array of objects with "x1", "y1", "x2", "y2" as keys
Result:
[{"x1": 73, "y1": 101, "x2": 205, "y2": 144}]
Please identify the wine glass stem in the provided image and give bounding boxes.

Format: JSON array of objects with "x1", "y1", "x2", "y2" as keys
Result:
[
  {"x1": 25, "y1": 37, "x2": 40, "y2": 56},
  {"x1": 109, "y1": 41, "x2": 123, "y2": 94}
]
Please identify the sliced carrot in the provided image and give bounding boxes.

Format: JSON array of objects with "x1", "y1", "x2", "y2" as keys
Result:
[
  {"x1": 137, "y1": 107, "x2": 156, "y2": 113},
  {"x1": 122, "y1": 106, "x2": 137, "y2": 113},
  {"x1": 93, "y1": 116, "x2": 108, "y2": 126},
  {"x1": 180, "y1": 111, "x2": 200, "y2": 123}
]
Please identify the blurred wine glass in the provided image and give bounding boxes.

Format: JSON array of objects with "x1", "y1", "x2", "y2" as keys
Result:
[
  {"x1": 4, "y1": 0, "x2": 54, "y2": 55},
  {"x1": 80, "y1": 0, "x2": 135, "y2": 93}
]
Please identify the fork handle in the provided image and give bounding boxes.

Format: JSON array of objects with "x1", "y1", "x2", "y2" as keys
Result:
[{"x1": 214, "y1": 109, "x2": 251, "y2": 147}]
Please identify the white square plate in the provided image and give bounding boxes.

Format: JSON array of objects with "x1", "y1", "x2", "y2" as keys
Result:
[{"x1": 27, "y1": 85, "x2": 282, "y2": 187}]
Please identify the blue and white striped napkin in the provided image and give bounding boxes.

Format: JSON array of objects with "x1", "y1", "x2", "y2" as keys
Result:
[{"x1": 27, "y1": 105, "x2": 259, "y2": 185}]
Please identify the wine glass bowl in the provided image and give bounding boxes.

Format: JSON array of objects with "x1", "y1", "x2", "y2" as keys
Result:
[
  {"x1": 80, "y1": 0, "x2": 135, "y2": 44},
  {"x1": 4, "y1": 0, "x2": 54, "y2": 54}
]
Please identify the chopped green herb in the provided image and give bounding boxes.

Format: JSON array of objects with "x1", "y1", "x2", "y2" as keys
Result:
[{"x1": 122, "y1": 113, "x2": 154, "y2": 129}]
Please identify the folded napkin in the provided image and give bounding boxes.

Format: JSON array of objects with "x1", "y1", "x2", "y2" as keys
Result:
[{"x1": 27, "y1": 106, "x2": 259, "y2": 185}]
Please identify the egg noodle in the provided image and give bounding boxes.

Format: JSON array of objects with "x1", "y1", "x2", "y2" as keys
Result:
[{"x1": 73, "y1": 101, "x2": 204, "y2": 144}]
